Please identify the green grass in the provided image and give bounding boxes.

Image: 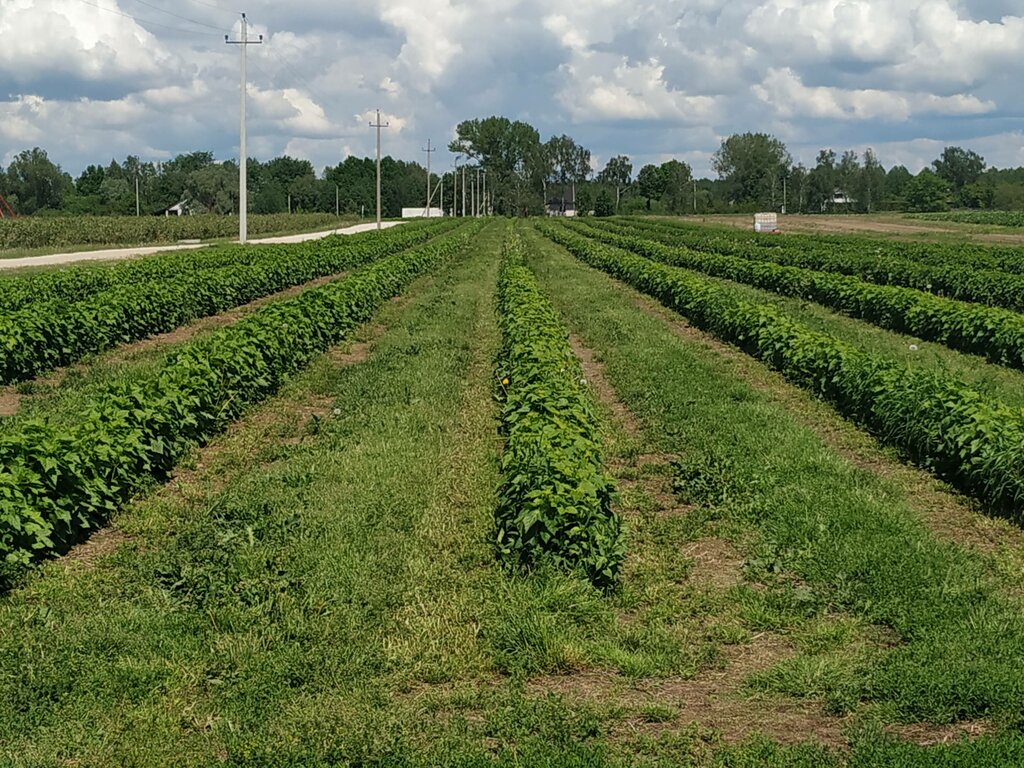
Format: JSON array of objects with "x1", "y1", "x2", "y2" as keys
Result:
[
  {"x1": 522, "y1": 224, "x2": 1024, "y2": 763},
  {"x1": 8, "y1": 222, "x2": 1024, "y2": 765}
]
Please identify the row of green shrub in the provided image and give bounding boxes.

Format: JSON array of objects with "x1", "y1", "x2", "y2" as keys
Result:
[
  {"x1": 539, "y1": 221, "x2": 1024, "y2": 520},
  {"x1": 0, "y1": 225, "x2": 407, "y2": 314},
  {"x1": 572, "y1": 220, "x2": 1024, "y2": 371},
  {"x1": 0, "y1": 224, "x2": 476, "y2": 582},
  {"x1": 907, "y1": 211, "x2": 1024, "y2": 228},
  {"x1": 605, "y1": 218, "x2": 1024, "y2": 310},
  {"x1": 617, "y1": 216, "x2": 1024, "y2": 277},
  {"x1": 0, "y1": 222, "x2": 453, "y2": 384},
  {"x1": 496, "y1": 227, "x2": 624, "y2": 589},
  {"x1": 0, "y1": 213, "x2": 345, "y2": 250}
]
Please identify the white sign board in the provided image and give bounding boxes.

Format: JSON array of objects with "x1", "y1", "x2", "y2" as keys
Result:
[
  {"x1": 401, "y1": 207, "x2": 445, "y2": 218},
  {"x1": 753, "y1": 212, "x2": 778, "y2": 233}
]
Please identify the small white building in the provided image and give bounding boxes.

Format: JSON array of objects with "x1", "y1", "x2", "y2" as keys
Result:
[{"x1": 401, "y1": 207, "x2": 444, "y2": 218}]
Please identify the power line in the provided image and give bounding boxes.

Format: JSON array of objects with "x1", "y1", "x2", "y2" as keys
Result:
[
  {"x1": 73, "y1": 0, "x2": 222, "y2": 38},
  {"x1": 128, "y1": 0, "x2": 226, "y2": 31}
]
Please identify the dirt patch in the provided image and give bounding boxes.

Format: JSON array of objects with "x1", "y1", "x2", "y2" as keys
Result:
[
  {"x1": 683, "y1": 537, "x2": 744, "y2": 590},
  {"x1": 0, "y1": 389, "x2": 19, "y2": 417},
  {"x1": 62, "y1": 527, "x2": 130, "y2": 570},
  {"x1": 886, "y1": 719, "x2": 993, "y2": 746},
  {"x1": 619, "y1": 286, "x2": 1024, "y2": 560},
  {"x1": 530, "y1": 632, "x2": 847, "y2": 747},
  {"x1": 570, "y1": 334, "x2": 642, "y2": 439}
]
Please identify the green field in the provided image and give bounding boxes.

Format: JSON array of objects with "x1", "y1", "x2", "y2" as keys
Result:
[{"x1": 3, "y1": 217, "x2": 1024, "y2": 766}]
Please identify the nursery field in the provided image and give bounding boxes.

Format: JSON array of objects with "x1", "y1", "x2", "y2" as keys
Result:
[
  {"x1": 4, "y1": 217, "x2": 1024, "y2": 766},
  {"x1": 0, "y1": 213, "x2": 354, "y2": 255}
]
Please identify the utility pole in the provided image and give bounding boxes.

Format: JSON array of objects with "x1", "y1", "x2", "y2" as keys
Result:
[
  {"x1": 369, "y1": 108, "x2": 389, "y2": 230},
  {"x1": 288, "y1": 193, "x2": 292, "y2": 214},
  {"x1": 226, "y1": 13, "x2": 262, "y2": 244},
  {"x1": 782, "y1": 177, "x2": 787, "y2": 214},
  {"x1": 482, "y1": 170, "x2": 487, "y2": 216},
  {"x1": 452, "y1": 160, "x2": 458, "y2": 217},
  {"x1": 440, "y1": 173, "x2": 444, "y2": 217},
  {"x1": 422, "y1": 139, "x2": 435, "y2": 217},
  {"x1": 135, "y1": 174, "x2": 140, "y2": 217},
  {"x1": 693, "y1": 179, "x2": 697, "y2": 214},
  {"x1": 461, "y1": 165, "x2": 466, "y2": 218},
  {"x1": 335, "y1": 184, "x2": 339, "y2": 216},
  {"x1": 472, "y1": 169, "x2": 477, "y2": 217}
]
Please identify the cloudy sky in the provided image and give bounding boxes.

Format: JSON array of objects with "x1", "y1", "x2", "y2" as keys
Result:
[{"x1": 1, "y1": 0, "x2": 1022, "y2": 178}]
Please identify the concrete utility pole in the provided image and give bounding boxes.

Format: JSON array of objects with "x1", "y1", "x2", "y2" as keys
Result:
[
  {"x1": 461, "y1": 166, "x2": 466, "y2": 218},
  {"x1": 439, "y1": 173, "x2": 444, "y2": 217},
  {"x1": 226, "y1": 13, "x2": 262, "y2": 244},
  {"x1": 135, "y1": 174, "x2": 140, "y2": 217},
  {"x1": 693, "y1": 179, "x2": 697, "y2": 214},
  {"x1": 472, "y1": 169, "x2": 478, "y2": 217},
  {"x1": 782, "y1": 177, "x2": 787, "y2": 214},
  {"x1": 422, "y1": 139, "x2": 435, "y2": 217},
  {"x1": 482, "y1": 170, "x2": 487, "y2": 216},
  {"x1": 335, "y1": 184, "x2": 339, "y2": 216},
  {"x1": 452, "y1": 160, "x2": 458, "y2": 217},
  {"x1": 369, "y1": 109, "x2": 389, "y2": 230}
]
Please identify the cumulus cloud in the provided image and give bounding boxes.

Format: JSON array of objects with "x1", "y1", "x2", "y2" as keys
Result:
[{"x1": 0, "y1": 0, "x2": 1021, "y2": 178}]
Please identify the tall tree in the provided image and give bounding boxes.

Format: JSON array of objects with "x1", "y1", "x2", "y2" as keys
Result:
[
  {"x1": 636, "y1": 164, "x2": 665, "y2": 210},
  {"x1": 659, "y1": 159, "x2": 692, "y2": 214},
  {"x1": 4, "y1": 147, "x2": 72, "y2": 214},
  {"x1": 712, "y1": 133, "x2": 791, "y2": 207},
  {"x1": 597, "y1": 155, "x2": 632, "y2": 211},
  {"x1": 933, "y1": 147, "x2": 986, "y2": 194},
  {"x1": 904, "y1": 169, "x2": 950, "y2": 212}
]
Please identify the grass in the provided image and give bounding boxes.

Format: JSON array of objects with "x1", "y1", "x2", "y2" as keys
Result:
[
  {"x1": 523, "y1": 224, "x2": 1024, "y2": 763},
  {"x1": 6, "y1": 221, "x2": 1024, "y2": 765}
]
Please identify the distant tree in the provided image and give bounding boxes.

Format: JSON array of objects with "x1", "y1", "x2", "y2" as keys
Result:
[
  {"x1": 99, "y1": 177, "x2": 134, "y2": 215},
  {"x1": 712, "y1": 133, "x2": 791, "y2": 207},
  {"x1": 856, "y1": 148, "x2": 886, "y2": 213},
  {"x1": 637, "y1": 164, "x2": 665, "y2": 210},
  {"x1": 76, "y1": 165, "x2": 106, "y2": 196},
  {"x1": 659, "y1": 159, "x2": 692, "y2": 214},
  {"x1": 593, "y1": 189, "x2": 615, "y2": 217},
  {"x1": 449, "y1": 116, "x2": 546, "y2": 215},
  {"x1": 884, "y1": 165, "x2": 913, "y2": 210},
  {"x1": 807, "y1": 150, "x2": 837, "y2": 212},
  {"x1": 932, "y1": 147, "x2": 986, "y2": 194},
  {"x1": 596, "y1": 155, "x2": 632, "y2": 211},
  {"x1": 904, "y1": 169, "x2": 950, "y2": 212},
  {"x1": 4, "y1": 147, "x2": 73, "y2": 214}
]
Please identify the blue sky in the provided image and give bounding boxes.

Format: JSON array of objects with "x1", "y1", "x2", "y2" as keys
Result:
[{"x1": 1, "y1": 0, "x2": 1022, "y2": 178}]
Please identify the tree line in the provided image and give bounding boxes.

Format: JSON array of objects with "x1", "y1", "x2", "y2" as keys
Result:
[{"x1": 2, "y1": 120, "x2": 1022, "y2": 218}]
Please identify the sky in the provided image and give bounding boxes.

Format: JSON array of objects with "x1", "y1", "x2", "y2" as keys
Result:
[{"x1": 1, "y1": 0, "x2": 1022, "y2": 179}]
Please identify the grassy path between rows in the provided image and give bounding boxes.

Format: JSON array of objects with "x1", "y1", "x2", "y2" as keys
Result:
[{"x1": 524, "y1": 225, "x2": 1024, "y2": 765}]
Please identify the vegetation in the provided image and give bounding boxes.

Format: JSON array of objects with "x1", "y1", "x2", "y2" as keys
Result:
[
  {"x1": 0, "y1": 221, "x2": 471, "y2": 581},
  {"x1": 6, "y1": 217, "x2": 1024, "y2": 764},
  {"x1": 571, "y1": 219, "x2": 1024, "y2": 370},
  {"x1": 0, "y1": 222, "x2": 452, "y2": 383},
  {"x1": 539, "y1": 221, "x2": 1024, "y2": 518},
  {"x1": 496, "y1": 226, "x2": 624, "y2": 588},
  {"x1": 908, "y1": 210, "x2": 1024, "y2": 227}
]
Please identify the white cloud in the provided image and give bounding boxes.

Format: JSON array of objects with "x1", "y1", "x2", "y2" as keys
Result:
[{"x1": 754, "y1": 67, "x2": 995, "y2": 121}]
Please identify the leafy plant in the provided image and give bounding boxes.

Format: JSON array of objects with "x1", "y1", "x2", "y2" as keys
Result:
[{"x1": 495, "y1": 225, "x2": 625, "y2": 589}]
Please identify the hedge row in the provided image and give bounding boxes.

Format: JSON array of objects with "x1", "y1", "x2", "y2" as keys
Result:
[
  {"x1": 496, "y1": 227, "x2": 624, "y2": 588},
  {"x1": 570, "y1": 220, "x2": 1024, "y2": 370},
  {"x1": 539, "y1": 222, "x2": 1024, "y2": 519},
  {"x1": 0, "y1": 213, "x2": 344, "y2": 250},
  {"x1": 0, "y1": 222, "x2": 453, "y2": 384},
  {"x1": 907, "y1": 211, "x2": 1024, "y2": 228},
  {"x1": 0, "y1": 223, "x2": 476, "y2": 580},
  {"x1": 599, "y1": 219, "x2": 1024, "y2": 310}
]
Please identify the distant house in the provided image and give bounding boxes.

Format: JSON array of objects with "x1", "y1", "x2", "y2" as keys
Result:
[
  {"x1": 546, "y1": 189, "x2": 576, "y2": 217},
  {"x1": 164, "y1": 201, "x2": 190, "y2": 216},
  {"x1": 824, "y1": 189, "x2": 856, "y2": 210}
]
